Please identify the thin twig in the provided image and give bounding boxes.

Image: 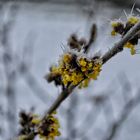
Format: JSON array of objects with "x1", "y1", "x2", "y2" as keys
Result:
[{"x1": 83, "y1": 24, "x2": 97, "y2": 53}]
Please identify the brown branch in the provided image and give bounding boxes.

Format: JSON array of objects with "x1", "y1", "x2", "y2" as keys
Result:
[
  {"x1": 46, "y1": 85, "x2": 75, "y2": 115},
  {"x1": 45, "y1": 21, "x2": 140, "y2": 116},
  {"x1": 23, "y1": 21, "x2": 140, "y2": 140},
  {"x1": 102, "y1": 21, "x2": 140, "y2": 64}
]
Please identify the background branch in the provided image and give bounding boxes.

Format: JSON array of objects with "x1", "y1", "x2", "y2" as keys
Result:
[{"x1": 103, "y1": 89, "x2": 140, "y2": 140}]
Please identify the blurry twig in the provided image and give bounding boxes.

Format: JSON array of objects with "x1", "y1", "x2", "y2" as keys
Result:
[
  {"x1": 0, "y1": 3, "x2": 19, "y2": 138},
  {"x1": 16, "y1": 31, "x2": 54, "y2": 105},
  {"x1": 76, "y1": 105, "x2": 101, "y2": 139},
  {"x1": 18, "y1": 62, "x2": 53, "y2": 105},
  {"x1": 103, "y1": 89, "x2": 140, "y2": 140},
  {"x1": 118, "y1": 72, "x2": 132, "y2": 102},
  {"x1": 83, "y1": 24, "x2": 97, "y2": 53},
  {"x1": 65, "y1": 93, "x2": 78, "y2": 140}
]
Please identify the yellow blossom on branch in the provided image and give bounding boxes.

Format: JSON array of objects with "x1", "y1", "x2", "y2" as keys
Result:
[
  {"x1": 38, "y1": 113, "x2": 60, "y2": 140},
  {"x1": 46, "y1": 52, "x2": 102, "y2": 88},
  {"x1": 124, "y1": 42, "x2": 136, "y2": 55},
  {"x1": 127, "y1": 16, "x2": 140, "y2": 25}
]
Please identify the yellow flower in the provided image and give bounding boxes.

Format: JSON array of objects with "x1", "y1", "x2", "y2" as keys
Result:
[
  {"x1": 81, "y1": 67, "x2": 87, "y2": 72},
  {"x1": 111, "y1": 30, "x2": 117, "y2": 36},
  {"x1": 31, "y1": 118, "x2": 41, "y2": 125},
  {"x1": 127, "y1": 16, "x2": 139, "y2": 25},
  {"x1": 78, "y1": 58, "x2": 87, "y2": 67},
  {"x1": 18, "y1": 135, "x2": 28, "y2": 140},
  {"x1": 78, "y1": 60, "x2": 102, "y2": 88},
  {"x1": 130, "y1": 47, "x2": 136, "y2": 55},
  {"x1": 82, "y1": 79, "x2": 89, "y2": 87},
  {"x1": 48, "y1": 51, "x2": 103, "y2": 88},
  {"x1": 124, "y1": 42, "x2": 136, "y2": 55},
  {"x1": 71, "y1": 72, "x2": 83, "y2": 85},
  {"x1": 111, "y1": 21, "x2": 120, "y2": 28},
  {"x1": 88, "y1": 62, "x2": 93, "y2": 69},
  {"x1": 38, "y1": 113, "x2": 60, "y2": 140},
  {"x1": 63, "y1": 53, "x2": 72, "y2": 63},
  {"x1": 79, "y1": 79, "x2": 90, "y2": 88},
  {"x1": 51, "y1": 66, "x2": 60, "y2": 73},
  {"x1": 110, "y1": 21, "x2": 124, "y2": 36},
  {"x1": 30, "y1": 114, "x2": 41, "y2": 125},
  {"x1": 124, "y1": 42, "x2": 134, "y2": 49}
]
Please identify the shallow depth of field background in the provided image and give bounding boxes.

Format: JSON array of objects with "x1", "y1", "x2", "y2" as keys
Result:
[{"x1": 0, "y1": 0, "x2": 140, "y2": 140}]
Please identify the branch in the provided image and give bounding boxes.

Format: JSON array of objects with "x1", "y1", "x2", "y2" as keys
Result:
[
  {"x1": 102, "y1": 21, "x2": 140, "y2": 64},
  {"x1": 45, "y1": 21, "x2": 140, "y2": 116},
  {"x1": 22, "y1": 21, "x2": 140, "y2": 140},
  {"x1": 83, "y1": 24, "x2": 97, "y2": 53}
]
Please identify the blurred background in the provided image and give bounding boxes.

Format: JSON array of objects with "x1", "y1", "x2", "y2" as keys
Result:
[{"x1": 0, "y1": 0, "x2": 140, "y2": 140}]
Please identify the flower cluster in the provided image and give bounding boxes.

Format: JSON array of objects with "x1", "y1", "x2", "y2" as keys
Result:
[
  {"x1": 18, "y1": 111, "x2": 60, "y2": 140},
  {"x1": 38, "y1": 112, "x2": 60, "y2": 140},
  {"x1": 18, "y1": 111, "x2": 39, "y2": 140},
  {"x1": 111, "y1": 15, "x2": 140, "y2": 55},
  {"x1": 46, "y1": 52, "x2": 102, "y2": 88},
  {"x1": 45, "y1": 23, "x2": 102, "y2": 89}
]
